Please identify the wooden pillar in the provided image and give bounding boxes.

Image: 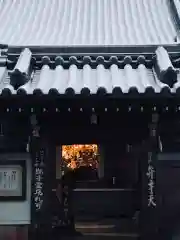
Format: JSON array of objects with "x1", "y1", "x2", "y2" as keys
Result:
[
  {"x1": 97, "y1": 145, "x2": 104, "y2": 179},
  {"x1": 139, "y1": 113, "x2": 159, "y2": 239},
  {"x1": 56, "y1": 146, "x2": 62, "y2": 180},
  {"x1": 29, "y1": 114, "x2": 52, "y2": 239}
]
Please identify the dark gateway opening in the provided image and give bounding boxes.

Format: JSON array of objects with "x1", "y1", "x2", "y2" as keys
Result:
[{"x1": 55, "y1": 141, "x2": 142, "y2": 223}]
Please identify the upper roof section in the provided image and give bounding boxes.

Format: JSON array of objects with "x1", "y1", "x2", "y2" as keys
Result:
[{"x1": 0, "y1": 0, "x2": 179, "y2": 47}]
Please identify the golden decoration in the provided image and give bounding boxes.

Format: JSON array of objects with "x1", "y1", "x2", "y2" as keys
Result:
[{"x1": 62, "y1": 144, "x2": 98, "y2": 169}]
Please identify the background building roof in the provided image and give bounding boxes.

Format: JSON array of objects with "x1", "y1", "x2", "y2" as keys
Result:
[{"x1": 0, "y1": 0, "x2": 179, "y2": 47}]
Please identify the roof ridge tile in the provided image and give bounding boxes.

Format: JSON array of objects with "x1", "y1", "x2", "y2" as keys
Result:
[{"x1": 155, "y1": 46, "x2": 178, "y2": 87}]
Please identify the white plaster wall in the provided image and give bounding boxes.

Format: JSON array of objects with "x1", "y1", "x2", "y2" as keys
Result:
[{"x1": 0, "y1": 153, "x2": 31, "y2": 225}]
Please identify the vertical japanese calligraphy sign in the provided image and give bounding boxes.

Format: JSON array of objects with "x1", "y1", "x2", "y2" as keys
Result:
[
  {"x1": 30, "y1": 136, "x2": 47, "y2": 225},
  {"x1": 139, "y1": 117, "x2": 159, "y2": 239},
  {"x1": 147, "y1": 120, "x2": 158, "y2": 210},
  {"x1": 147, "y1": 151, "x2": 157, "y2": 208}
]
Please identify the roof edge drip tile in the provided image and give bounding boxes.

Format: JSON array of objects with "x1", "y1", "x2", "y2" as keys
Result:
[
  {"x1": 1, "y1": 84, "x2": 16, "y2": 96},
  {"x1": 155, "y1": 46, "x2": 178, "y2": 87},
  {"x1": 9, "y1": 55, "x2": 150, "y2": 69},
  {"x1": 19, "y1": 55, "x2": 152, "y2": 69},
  {"x1": 9, "y1": 48, "x2": 32, "y2": 89}
]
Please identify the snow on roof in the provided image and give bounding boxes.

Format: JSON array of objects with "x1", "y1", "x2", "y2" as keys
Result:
[
  {"x1": 0, "y1": 47, "x2": 178, "y2": 96},
  {"x1": 0, "y1": 0, "x2": 178, "y2": 47}
]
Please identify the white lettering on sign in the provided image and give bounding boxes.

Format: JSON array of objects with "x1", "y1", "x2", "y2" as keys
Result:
[
  {"x1": 33, "y1": 150, "x2": 45, "y2": 211},
  {"x1": 147, "y1": 152, "x2": 156, "y2": 208}
]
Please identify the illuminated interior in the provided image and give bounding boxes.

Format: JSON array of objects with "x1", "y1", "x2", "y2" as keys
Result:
[{"x1": 62, "y1": 144, "x2": 99, "y2": 170}]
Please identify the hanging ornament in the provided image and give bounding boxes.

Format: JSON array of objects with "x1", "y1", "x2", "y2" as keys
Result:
[
  {"x1": 30, "y1": 114, "x2": 38, "y2": 126},
  {"x1": 91, "y1": 113, "x2": 97, "y2": 124},
  {"x1": 32, "y1": 125, "x2": 40, "y2": 137},
  {"x1": 26, "y1": 136, "x2": 30, "y2": 152},
  {"x1": 30, "y1": 114, "x2": 40, "y2": 137}
]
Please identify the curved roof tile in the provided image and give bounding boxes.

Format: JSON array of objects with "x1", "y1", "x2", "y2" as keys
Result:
[
  {"x1": 0, "y1": 47, "x2": 178, "y2": 97},
  {"x1": 9, "y1": 64, "x2": 156, "y2": 95},
  {"x1": 0, "y1": 58, "x2": 177, "y2": 96},
  {"x1": 0, "y1": 0, "x2": 178, "y2": 46}
]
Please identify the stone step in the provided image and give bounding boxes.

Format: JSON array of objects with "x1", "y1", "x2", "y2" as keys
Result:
[
  {"x1": 81, "y1": 232, "x2": 139, "y2": 237},
  {"x1": 61, "y1": 233, "x2": 139, "y2": 240},
  {"x1": 75, "y1": 217, "x2": 138, "y2": 234}
]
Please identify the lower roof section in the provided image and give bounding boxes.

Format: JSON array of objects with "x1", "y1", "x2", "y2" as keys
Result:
[
  {"x1": 15, "y1": 64, "x2": 157, "y2": 96},
  {"x1": 0, "y1": 0, "x2": 178, "y2": 46},
  {"x1": 0, "y1": 47, "x2": 179, "y2": 98}
]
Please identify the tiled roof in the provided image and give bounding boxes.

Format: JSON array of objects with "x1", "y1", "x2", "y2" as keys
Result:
[
  {"x1": 0, "y1": 0, "x2": 178, "y2": 46},
  {"x1": 0, "y1": 47, "x2": 179, "y2": 97}
]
